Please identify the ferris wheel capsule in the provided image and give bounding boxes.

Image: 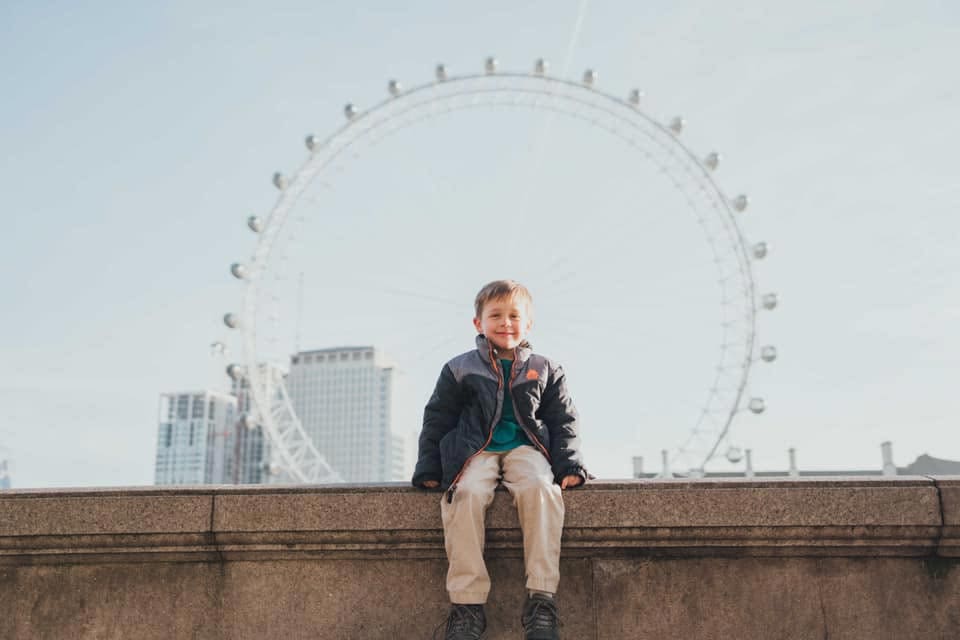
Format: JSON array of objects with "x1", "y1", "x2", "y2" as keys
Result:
[
  {"x1": 760, "y1": 345, "x2": 778, "y2": 362},
  {"x1": 388, "y1": 79, "x2": 402, "y2": 96},
  {"x1": 484, "y1": 57, "x2": 497, "y2": 74},
  {"x1": 272, "y1": 172, "x2": 288, "y2": 190},
  {"x1": 247, "y1": 215, "x2": 263, "y2": 233},
  {"x1": 267, "y1": 462, "x2": 283, "y2": 476},
  {"x1": 726, "y1": 446, "x2": 744, "y2": 463},
  {"x1": 305, "y1": 135, "x2": 320, "y2": 151},
  {"x1": 344, "y1": 103, "x2": 358, "y2": 120},
  {"x1": 210, "y1": 341, "x2": 227, "y2": 356},
  {"x1": 534, "y1": 58, "x2": 548, "y2": 75},
  {"x1": 733, "y1": 194, "x2": 750, "y2": 212},
  {"x1": 582, "y1": 69, "x2": 597, "y2": 86},
  {"x1": 230, "y1": 263, "x2": 247, "y2": 279},
  {"x1": 223, "y1": 313, "x2": 240, "y2": 329},
  {"x1": 226, "y1": 363, "x2": 245, "y2": 381},
  {"x1": 761, "y1": 293, "x2": 778, "y2": 310},
  {"x1": 669, "y1": 116, "x2": 685, "y2": 134},
  {"x1": 239, "y1": 413, "x2": 258, "y2": 430},
  {"x1": 752, "y1": 242, "x2": 768, "y2": 259},
  {"x1": 628, "y1": 89, "x2": 644, "y2": 106},
  {"x1": 435, "y1": 63, "x2": 448, "y2": 81},
  {"x1": 748, "y1": 398, "x2": 766, "y2": 414},
  {"x1": 704, "y1": 152, "x2": 721, "y2": 171}
]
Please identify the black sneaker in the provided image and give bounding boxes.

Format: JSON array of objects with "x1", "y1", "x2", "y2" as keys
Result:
[
  {"x1": 434, "y1": 604, "x2": 486, "y2": 640},
  {"x1": 521, "y1": 594, "x2": 562, "y2": 640}
]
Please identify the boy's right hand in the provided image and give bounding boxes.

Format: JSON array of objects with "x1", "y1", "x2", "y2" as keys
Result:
[{"x1": 421, "y1": 480, "x2": 440, "y2": 489}]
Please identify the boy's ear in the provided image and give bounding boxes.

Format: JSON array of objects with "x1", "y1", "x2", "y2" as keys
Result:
[{"x1": 472, "y1": 316, "x2": 483, "y2": 333}]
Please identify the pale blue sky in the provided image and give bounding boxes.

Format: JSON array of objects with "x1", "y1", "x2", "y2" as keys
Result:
[{"x1": 2, "y1": 1, "x2": 959, "y2": 487}]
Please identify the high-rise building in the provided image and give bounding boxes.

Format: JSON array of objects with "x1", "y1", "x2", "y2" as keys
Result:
[
  {"x1": 154, "y1": 391, "x2": 237, "y2": 485},
  {"x1": 0, "y1": 459, "x2": 10, "y2": 489},
  {"x1": 287, "y1": 346, "x2": 406, "y2": 482},
  {"x1": 229, "y1": 368, "x2": 271, "y2": 484}
]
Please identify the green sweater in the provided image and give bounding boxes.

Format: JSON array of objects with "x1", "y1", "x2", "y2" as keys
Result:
[{"x1": 485, "y1": 359, "x2": 532, "y2": 452}]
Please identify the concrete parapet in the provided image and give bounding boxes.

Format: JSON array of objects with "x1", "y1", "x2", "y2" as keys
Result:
[{"x1": 1, "y1": 478, "x2": 959, "y2": 638}]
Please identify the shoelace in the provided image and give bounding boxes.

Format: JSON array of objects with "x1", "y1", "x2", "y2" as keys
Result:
[
  {"x1": 522, "y1": 597, "x2": 562, "y2": 631},
  {"x1": 432, "y1": 605, "x2": 484, "y2": 640}
]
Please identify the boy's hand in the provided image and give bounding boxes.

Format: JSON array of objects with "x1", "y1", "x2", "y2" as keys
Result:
[
  {"x1": 422, "y1": 480, "x2": 440, "y2": 489},
  {"x1": 560, "y1": 475, "x2": 583, "y2": 490}
]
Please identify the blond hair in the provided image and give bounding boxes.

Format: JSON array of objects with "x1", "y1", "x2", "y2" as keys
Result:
[{"x1": 474, "y1": 280, "x2": 534, "y2": 318}]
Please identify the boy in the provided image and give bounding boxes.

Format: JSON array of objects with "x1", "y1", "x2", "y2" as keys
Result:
[{"x1": 413, "y1": 280, "x2": 587, "y2": 640}]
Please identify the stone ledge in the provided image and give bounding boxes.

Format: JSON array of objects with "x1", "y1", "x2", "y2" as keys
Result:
[
  {"x1": 933, "y1": 477, "x2": 960, "y2": 556},
  {"x1": 0, "y1": 477, "x2": 953, "y2": 565}
]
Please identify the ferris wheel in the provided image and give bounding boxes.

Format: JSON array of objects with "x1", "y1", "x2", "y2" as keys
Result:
[{"x1": 212, "y1": 56, "x2": 778, "y2": 482}]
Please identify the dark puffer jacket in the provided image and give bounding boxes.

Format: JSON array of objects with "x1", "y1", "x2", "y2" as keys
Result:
[{"x1": 412, "y1": 335, "x2": 586, "y2": 498}]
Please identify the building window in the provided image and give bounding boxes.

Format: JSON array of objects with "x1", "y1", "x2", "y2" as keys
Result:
[
  {"x1": 192, "y1": 395, "x2": 205, "y2": 418},
  {"x1": 177, "y1": 395, "x2": 189, "y2": 420}
]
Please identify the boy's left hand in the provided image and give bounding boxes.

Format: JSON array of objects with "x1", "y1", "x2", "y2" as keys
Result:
[{"x1": 560, "y1": 475, "x2": 583, "y2": 490}]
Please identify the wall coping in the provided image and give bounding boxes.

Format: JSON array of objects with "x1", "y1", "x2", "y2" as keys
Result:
[{"x1": 2, "y1": 477, "x2": 959, "y2": 565}]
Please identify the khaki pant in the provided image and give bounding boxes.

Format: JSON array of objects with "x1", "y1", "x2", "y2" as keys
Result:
[{"x1": 441, "y1": 445, "x2": 564, "y2": 604}]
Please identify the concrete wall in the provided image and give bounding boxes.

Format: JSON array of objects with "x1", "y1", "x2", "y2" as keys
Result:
[{"x1": 2, "y1": 478, "x2": 959, "y2": 639}]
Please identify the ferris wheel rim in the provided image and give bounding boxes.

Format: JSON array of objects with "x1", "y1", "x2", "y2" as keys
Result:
[{"x1": 229, "y1": 63, "x2": 770, "y2": 480}]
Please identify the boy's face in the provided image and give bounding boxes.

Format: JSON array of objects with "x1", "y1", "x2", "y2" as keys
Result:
[{"x1": 473, "y1": 295, "x2": 533, "y2": 352}]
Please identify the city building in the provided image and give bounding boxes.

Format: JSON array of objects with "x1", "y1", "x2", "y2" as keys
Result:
[
  {"x1": 287, "y1": 346, "x2": 407, "y2": 482},
  {"x1": 230, "y1": 370, "x2": 271, "y2": 484},
  {"x1": 898, "y1": 453, "x2": 960, "y2": 475},
  {"x1": 0, "y1": 459, "x2": 10, "y2": 489},
  {"x1": 154, "y1": 390, "x2": 237, "y2": 485},
  {"x1": 631, "y1": 441, "x2": 960, "y2": 479}
]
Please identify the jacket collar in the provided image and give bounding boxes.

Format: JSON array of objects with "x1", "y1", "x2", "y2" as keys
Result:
[{"x1": 475, "y1": 334, "x2": 532, "y2": 365}]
